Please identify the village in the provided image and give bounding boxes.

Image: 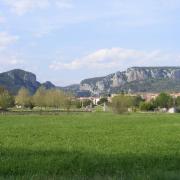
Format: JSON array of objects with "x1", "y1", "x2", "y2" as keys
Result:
[{"x1": 77, "y1": 92, "x2": 180, "y2": 113}]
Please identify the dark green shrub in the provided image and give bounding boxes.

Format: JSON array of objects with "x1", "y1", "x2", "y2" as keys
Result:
[{"x1": 139, "y1": 101, "x2": 155, "y2": 111}]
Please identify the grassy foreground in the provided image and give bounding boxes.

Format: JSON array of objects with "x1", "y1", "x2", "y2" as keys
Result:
[{"x1": 0, "y1": 113, "x2": 180, "y2": 179}]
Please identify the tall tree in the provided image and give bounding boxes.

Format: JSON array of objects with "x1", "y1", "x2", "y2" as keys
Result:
[
  {"x1": 0, "y1": 87, "x2": 14, "y2": 110},
  {"x1": 15, "y1": 88, "x2": 32, "y2": 108},
  {"x1": 175, "y1": 96, "x2": 180, "y2": 107},
  {"x1": 154, "y1": 92, "x2": 173, "y2": 108},
  {"x1": 33, "y1": 87, "x2": 47, "y2": 108},
  {"x1": 111, "y1": 95, "x2": 132, "y2": 114},
  {"x1": 45, "y1": 89, "x2": 72, "y2": 110}
]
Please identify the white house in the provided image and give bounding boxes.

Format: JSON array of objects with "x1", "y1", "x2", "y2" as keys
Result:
[{"x1": 168, "y1": 107, "x2": 177, "y2": 114}]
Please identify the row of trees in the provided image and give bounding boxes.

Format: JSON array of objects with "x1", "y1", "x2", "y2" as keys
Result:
[
  {"x1": 1, "y1": 85, "x2": 180, "y2": 113},
  {"x1": 111, "y1": 93, "x2": 180, "y2": 113},
  {"x1": 0, "y1": 86, "x2": 95, "y2": 111},
  {"x1": 15, "y1": 87, "x2": 72, "y2": 110}
]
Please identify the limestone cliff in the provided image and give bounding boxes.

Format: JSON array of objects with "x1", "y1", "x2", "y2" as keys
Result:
[{"x1": 80, "y1": 67, "x2": 180, "y2": 94}]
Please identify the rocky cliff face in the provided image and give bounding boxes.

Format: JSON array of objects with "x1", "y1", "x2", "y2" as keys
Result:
[
  {"x1": 80, "y1": 67, "x2": 180, "y2": 94},
  {"x1": 0, "y1": 69, "x2": 55, "y2": 94}
]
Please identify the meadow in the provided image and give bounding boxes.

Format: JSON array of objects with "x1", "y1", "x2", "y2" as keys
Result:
[{"x1": 0, "y1": 113, "x2": 180, "y2": 179}]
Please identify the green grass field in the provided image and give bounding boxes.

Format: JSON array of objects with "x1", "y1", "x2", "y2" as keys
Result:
[{"x1": 0, "y1": 113, "x2": 180, "y2": 179}]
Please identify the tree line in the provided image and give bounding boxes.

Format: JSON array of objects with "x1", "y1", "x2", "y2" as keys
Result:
[
  {"x1": 1, "y1": 86, "x2": 180, "y2": 113},
  {"x1": 0, "y1": 86, "x2": 96, "y2": 111},
  {"x1": 16, "y1": 87, "x2": 73, "y2": 111},
  {"x1": 0, "y1": 87, "x2": 73, "y2": 111},
  {"x1": 111, "y1": 92, "x2": 180, "y2": 113}
]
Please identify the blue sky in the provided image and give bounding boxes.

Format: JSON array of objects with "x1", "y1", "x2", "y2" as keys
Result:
[{"x1": 0, "y1": 0, "x2": 179, "y2": 86}]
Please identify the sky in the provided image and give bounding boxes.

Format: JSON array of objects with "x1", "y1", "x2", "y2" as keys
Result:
[{"x1": 0, "y1": 0, "x2": 179, "y2": 86}]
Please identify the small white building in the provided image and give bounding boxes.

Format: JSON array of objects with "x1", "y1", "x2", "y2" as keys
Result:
[
  {"x1": 93, "y1": 97, "x2": 100, "y2": 105},
  {"x1": 16, "y1": 105, "x2": 22, "y2": 109},
  {"x1": 168, "y1": 107, "x2": 177, "y2": 114}
]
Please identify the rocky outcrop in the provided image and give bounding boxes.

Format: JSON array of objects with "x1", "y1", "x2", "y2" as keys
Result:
[
  {"x1": 0, "y1": 69, "x2": 55, "y2": 94},
  {"x1": 80, "y1": 67, "x2": 180, "y2": 95}
]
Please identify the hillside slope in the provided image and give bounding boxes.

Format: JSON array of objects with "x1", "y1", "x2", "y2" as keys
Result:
[{"x1": 80, "y1": 67, "x2": 180, "y2": 94}]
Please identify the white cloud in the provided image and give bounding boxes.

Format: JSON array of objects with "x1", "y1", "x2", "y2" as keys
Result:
[
  {"x1": 49, "y1": 48, "x2": 180, "y2": 71},
  {"x1": 3, "y1": 0, "x2": 73, "y2": 15},
  {"x1": 3, "y1": 0, "x2": 50, "y2": 15},
  {"x1": 55, "y1": 0, "x2": 73, "y2": 9},
  {"x1": 0, "y1": 55, "x2": 24, "y2": 66},
  {"x1": 0, "y1": 32, "x2": 19, "y2": 50}
]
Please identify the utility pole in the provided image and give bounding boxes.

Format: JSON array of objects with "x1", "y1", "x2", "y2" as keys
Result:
[
  {"x1": 103, "y1": 102, "x2": 107, "y2": 112},
  {"x1": 81, "y1": 100, "x2": 84, "y2": 108}
]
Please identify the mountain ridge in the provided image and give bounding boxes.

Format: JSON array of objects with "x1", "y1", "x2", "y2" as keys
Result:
[
  {"x1": 0, "y1": 69, "x2": 55, "y2": 94},
  {"x1": 80, "y1": 66, "x2": 180, "y2": 95},
  {"x1": 1, "y1": 67, "x2": 180, "y2": 96}
]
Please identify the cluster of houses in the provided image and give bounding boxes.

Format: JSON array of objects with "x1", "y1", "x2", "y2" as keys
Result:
[{"x1": 77, "y1": 92, "x2": 180, "y2": 113}]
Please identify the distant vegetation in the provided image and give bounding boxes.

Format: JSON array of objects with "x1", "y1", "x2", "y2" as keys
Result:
[
  {"x1": 111, "y1": 92, "x2": 180, "y2": 114},
  {"x1": 0, "y1": 85, "x2": 180, "y2": 114}
]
